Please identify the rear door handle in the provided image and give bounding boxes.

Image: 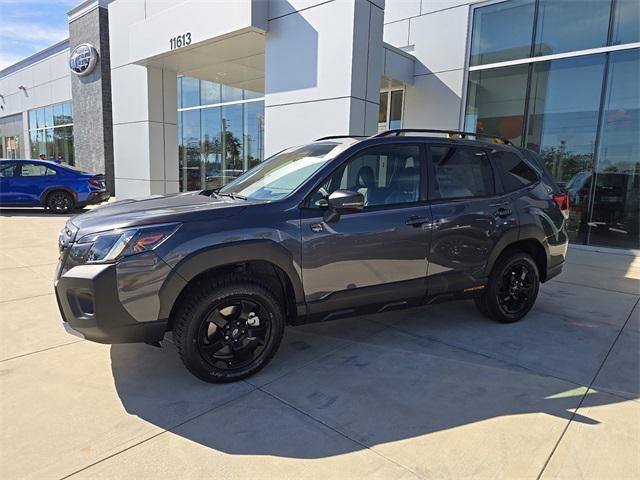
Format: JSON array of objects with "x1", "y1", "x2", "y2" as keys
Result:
[
  {"x1": 406, "y1": 216, "x2": 431, "y2": 227},
  {"x1": 494, "y1": 207, "x2": 512, "y2": 218}
]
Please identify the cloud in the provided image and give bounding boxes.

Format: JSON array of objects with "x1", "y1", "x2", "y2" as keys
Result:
[
  {"x1": 0, "y1": 52, "x2": 25, "y2": 71},
  {"x1": 0, "y1": 23, "x2": 68, "y2": 45}
]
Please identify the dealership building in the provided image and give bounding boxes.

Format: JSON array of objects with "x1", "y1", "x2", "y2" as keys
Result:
[{"x1": 0, "y1": 0, "x2": 638, "y2": 249}]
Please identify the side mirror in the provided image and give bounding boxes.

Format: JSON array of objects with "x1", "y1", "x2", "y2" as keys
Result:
[{"x1": 323, "y1": 190, "x2": 364, "y2": 222}]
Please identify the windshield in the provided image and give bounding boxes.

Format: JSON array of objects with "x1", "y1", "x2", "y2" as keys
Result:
[{"x1": 219, "y1": 142, "x2": 345, "y2": 201}]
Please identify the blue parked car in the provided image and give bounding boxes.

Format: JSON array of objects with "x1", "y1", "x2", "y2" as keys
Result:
[{"x1": 0, "y1": 159, "x2": 109, "y2": 214}]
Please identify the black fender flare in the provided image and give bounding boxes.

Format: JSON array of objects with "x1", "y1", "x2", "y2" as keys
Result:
[
  {"x1": 40, "y1": 186, "x2": 77, "y2": 206},
  {"x1": 485, "y1": 226, "x2": 550, "y2": 278},
  {"x1": 158, "y1": 239, "x2": 305, "y2": 320}
]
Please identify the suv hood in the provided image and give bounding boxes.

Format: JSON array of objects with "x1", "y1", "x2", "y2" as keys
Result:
[{"x1": 69, "y1": 192, "x2": 248, "y2": 236}]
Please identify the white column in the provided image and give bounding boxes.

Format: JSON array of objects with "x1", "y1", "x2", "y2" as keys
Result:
[
  {"x1": 264, "y1": 0, "x2": 384, "y2": 156},
  {"x1": 109, "y1": 0, "x2": 178, "y2": 198}
]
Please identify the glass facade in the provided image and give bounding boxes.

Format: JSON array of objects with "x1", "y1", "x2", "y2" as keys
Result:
[
  {"x1": 466, "y1": 0, "x2": 639, "y2": 249},
  {"x1": 177, "y1": 77, "x2": 264, "y2": 191},
  {"x1": 27, "y1": 100, "x2": 74, "y2": 164}
]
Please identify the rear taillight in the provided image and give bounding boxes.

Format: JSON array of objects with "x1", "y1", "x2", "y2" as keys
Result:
[
  {"x1": 89, "y1": 178, "x2": 100, "y2": 187},
  {"x1": 553, "y1": 193, "x2": 570, "y2": 218}
]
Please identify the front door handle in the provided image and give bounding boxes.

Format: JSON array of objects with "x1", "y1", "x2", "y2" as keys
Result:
[
  {"x1": 406, "y1": 216, "x2": 431, "y2": 227},
  {"x1": 495, "y1": 207, "x2": 512, "y2": 218}
]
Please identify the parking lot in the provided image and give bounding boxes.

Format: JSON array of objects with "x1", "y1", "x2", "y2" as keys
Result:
[{"x1": 0, "y1": 208, "x2": 638, "y2": 480}]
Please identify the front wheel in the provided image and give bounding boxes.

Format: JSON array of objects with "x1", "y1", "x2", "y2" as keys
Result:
[
  {"x1": 474, "y1": 251, "x2": 540, "y2": 323},
  {"x1": 173, "y1": 276, "x2": 285, "y2": 383},
  {"x1": 46, "y1": 190, "x2": 74, "y2": 214}
]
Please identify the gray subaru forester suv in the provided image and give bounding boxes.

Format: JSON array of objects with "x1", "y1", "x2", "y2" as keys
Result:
[{"x1": 55, "y1": 129, "x2": 569, "y2": 383}]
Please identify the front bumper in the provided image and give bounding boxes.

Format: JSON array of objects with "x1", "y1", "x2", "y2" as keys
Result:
[{"x1": 54, "y1": 261, "x2": 167, "y2": 344}]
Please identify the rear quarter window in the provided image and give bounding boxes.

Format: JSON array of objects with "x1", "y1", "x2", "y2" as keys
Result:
[{"x1": 491, "y1": 150, "x2": 539, "y2": 192}]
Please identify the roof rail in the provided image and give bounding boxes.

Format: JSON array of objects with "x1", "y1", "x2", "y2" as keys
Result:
[
  {"x1": 315, "y1": 135, "x2": 367, "y2": 141},
  {"x1": 373, "y1": 129, "x2": 511, "y2": 145}
]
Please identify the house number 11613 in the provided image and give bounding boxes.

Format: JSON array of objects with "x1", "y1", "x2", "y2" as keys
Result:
[{"x1": 169, "y1": 33, "x2": 191, "y2": 50}]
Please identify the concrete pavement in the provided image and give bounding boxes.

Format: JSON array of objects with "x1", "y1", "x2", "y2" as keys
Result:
[{"x1": 0, "y1": 208, "x2": 638, "y2": 479}]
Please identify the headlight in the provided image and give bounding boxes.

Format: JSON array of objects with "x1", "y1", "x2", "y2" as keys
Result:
[{"x1": 69, "y1": 223, "x2": 180, "y2": 265}]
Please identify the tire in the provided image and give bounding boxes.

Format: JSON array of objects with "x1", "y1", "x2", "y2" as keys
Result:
[
  {"x1": 474, "y1": 251, "x2": 540, "y2": 323},
  {"x1": 173, "y1": 275, "x2": 285, "y2": 383},
  {"x1": 46, "y1": 190, "x2": 74, "y2": 214}
]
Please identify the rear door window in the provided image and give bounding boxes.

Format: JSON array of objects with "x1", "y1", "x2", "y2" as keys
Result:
[
  {"x1": 492, "y1": 150, "x2": 539, "y2": 191},
  {"x1": 430, "y1": 146, "x2": 495, "y2": 199},
  {"x1": 20, "y1": 163, "x2": 49, "y2": 176}
]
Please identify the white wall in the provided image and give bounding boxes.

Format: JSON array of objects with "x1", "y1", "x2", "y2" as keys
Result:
[
  {"x1": 382, "y1": 0, "x2": 484, "y2": 131},
  {"x1": 264, "y1": 0, "x2": 385, "y2": 155},
  {"x1": 0, "y1": 48, "x2": 72, "y2": 157}
]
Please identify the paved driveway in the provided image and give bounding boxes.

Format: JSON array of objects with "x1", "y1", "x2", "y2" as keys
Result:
[{"x1": 1, "y1": 208, "x2": 638, "y2": 479}]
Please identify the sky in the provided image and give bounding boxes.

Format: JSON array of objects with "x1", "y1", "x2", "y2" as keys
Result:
[{"x1": 0, "y1": 0, "x2": 76, "y2": 71}]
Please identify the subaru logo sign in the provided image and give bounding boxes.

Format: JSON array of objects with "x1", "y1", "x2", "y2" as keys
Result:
[{"x1": 69, "y1": 44, "x2": 98, "y2": 76}]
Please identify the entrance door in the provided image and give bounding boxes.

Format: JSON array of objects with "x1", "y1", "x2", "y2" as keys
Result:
[
  {"x1": 426, "y1": 145, "x2": 518, "y2": 296},
  {"x1": 300, "y1": 143, "x2": 432, "y2": 320}
]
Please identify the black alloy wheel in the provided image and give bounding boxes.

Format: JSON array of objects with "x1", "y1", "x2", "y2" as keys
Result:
[
  {"x1": 474, "y1": 251, "x2": 539, "y2": 323},
  {"x1": 47, "y1": 190, "x2": 74, "y2": 214},
  {"x1": 496, "y1": 263, "x2": 534, "y2": 316},
  {"x1": 196, "y1": 298, "x2": 271, "y2": 371},
  {"x1": 173, "y1": 276, "x2": 285, "y2": 383}
]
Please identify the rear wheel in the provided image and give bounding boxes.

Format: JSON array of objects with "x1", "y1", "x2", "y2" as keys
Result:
[
  {"x1": 474, "y1": 251, "x2": 539, "y2": 323},
  {"x1": 46, "y1": 190, "x2": 74, "y2": 214},
  {"x1": 173, "y1": 276, "x2": 285, "y2": 383}
]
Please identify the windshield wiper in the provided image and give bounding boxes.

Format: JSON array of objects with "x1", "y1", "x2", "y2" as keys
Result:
[{"x1": 218, "y1": 192, "x2": 247, "y2": 200}]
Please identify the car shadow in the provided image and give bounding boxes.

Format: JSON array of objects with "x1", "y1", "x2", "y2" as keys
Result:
[{"x1": 109, "y1": 298, "x2": 634, "y2": 459}]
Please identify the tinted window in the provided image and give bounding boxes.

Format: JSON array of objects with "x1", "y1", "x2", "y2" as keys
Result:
[
  {"x1": 611, "y1": 0, "x2": 640, "y2": 45},
  {"x1": 0, "y1": 163, "x2": 18, "y2": 177},
  {"x1": 534, "y1": 0, "x2": 611, "y2": 56},
  {"x1": 20, "y1": 163, "x2": 49, "y2": 176},
  {"x1": 431, "y1": 147, "x2": 494, "y2": 199},
  {"x1": 314, "y1": 145, "x2": 422, "y2": 208},
  {"x1": 493, "y1": 151, "x2": 538, "y2": 191},
  {"x1": 470, "y1": 0, "x2": 535, "y2": 66}
]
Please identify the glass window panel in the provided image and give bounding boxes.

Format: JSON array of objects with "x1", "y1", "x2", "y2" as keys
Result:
[
  {"x1": 181, "y1": 77, "x2": 200, "y2": 108},
  {"x1": 221, "y1": 84, "x2": 243, "y2": 103},
  {"x1": 432, "y1": 147, "x2": 495, "y2": 199},
  {"x1": 62, "y1": 101, "x2": 73, "y2": 123},
  {"x1": 28, "y1": 110, "x2": 37, "y2": 129},
  {"x1": 589, "y1": 49, "x2": 639, "y2": 249},
  {"x1": 525, "y1": 54, "x2": 605, "y2": 243},
  {"x1": 44, "y1": 106, "x2": 54, "y2": 128},
  {"x1": 378, "y1": 92, "x2": 388, "y2": 125},
  {"x1": 60, "y1": 126, "x2": 74, "y2": 165},
  {"x1": 200, "y1": 80, "x2": 221, "y2": 106},
  {"x1": 389, "y1": 90, "x2": 403, "y2": 129},
  {"x1": 534, "y1": 0, "x2": 611, "y2": 57},
  {"x1": 221, "y1": 103, "x2": 244, "y2": 186},
  {"x1": 244, "y1": 100, "x2": 264, "y2": 170},
  {"x1": 492, "y1": 150, "x2": 539, "y2": 191},
  {"x1": 611, "y1": 0, "x2": 640, "y2": 45},
  {"x1": 470, "y1": 0, "x2": 535, "y2": 66},
  {"x1": 180, "y1": 109, "x2": 202, "y2": 191},
  {"x1": 53, "y1": 103, "x2": 64, "y2": 126},
  {"x1": 464, "y1": 64, "x2": 529, "y2": 144},
  {"x1": 201, "y1": 107, "x2": 222, "y2": 190},
  {"x1": 45, "y1": 128, "x2": 54, "y2": 158},
  {"x1": 243, "y1": 89, "x2": 263, "y2": 100},
  {"x1": 177, "y1": 77, "x2": 183, "y2": 109},
  {"x1": 36, "y1": 130, "x2": 46, "y2": 158},
  {"x1": 29, "y1": 131, "x2": 38, "y2": 158},
  {"x1": 36, "y1": 108, "x2": 45, "y2": 130}
]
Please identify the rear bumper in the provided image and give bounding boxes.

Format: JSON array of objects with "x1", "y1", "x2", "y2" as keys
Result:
[
  {"x1": 78, "y1": 190, "x2": 110, "y2": 207},
  {"x1": 54, "y1": 262, "x2": 167, "y2": 344},
  {"x1": 545, "y1": 260, "x2": 565, "y2": 281}
]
